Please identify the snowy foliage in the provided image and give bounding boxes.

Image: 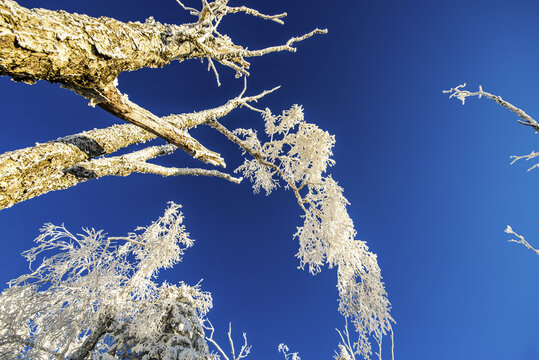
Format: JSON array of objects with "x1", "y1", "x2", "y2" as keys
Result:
[
  {"x1": 278, "y1": 343, "x2": 301, "y2": 360},
  {"x1": 0, "y1": 202, "x2": 214, "y2": 359},
  {"x1": 235, "y1": 105, "x2": 335, "y2": 194},
  {"x1": 232, "y1": 106, "x2": 393, "y2": 358}
]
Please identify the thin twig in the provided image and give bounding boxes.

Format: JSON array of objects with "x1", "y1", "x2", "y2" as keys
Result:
[
  {"x1": 444, "y1": 84, "x2": 539, "y2": 132},
  {"x1": 505, "y1": 225, "x2": 539, "y2": 257},
  {"x1": 226, "y1": 6, "x2": 287, "y2": 25}
]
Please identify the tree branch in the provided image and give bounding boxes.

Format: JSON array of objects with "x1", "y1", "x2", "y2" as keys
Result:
[
  {"x1": 444, "y1": 84, "x2": 539, "y2": 132},
  {"x1": 207, "y1": 119, "x2": 308, "y2": 212},
  {"x1": 67, "y1": 144, "x2": 243, "y2": 183},
  {"x1": 505, "y1": 225, "x2": 539, "y2": 257},
  {"x1": 1, "y1": 0, "x2": 323, "y2": 97},
  {"x1": 0, "y1": 0, "x2": 325, "y2": 209},
  {"x1": 69, "y1": 314, "x2": 114, "y2": 360},
  {"x1": 97, "y1": 84, "x2": 225, "y2": 167},
  {"x1": 225, "y1": 6, "x2": 287, "y2": 25},
  {"x1": 0, "y1": 88, "x2": 272, "y2": 209}
]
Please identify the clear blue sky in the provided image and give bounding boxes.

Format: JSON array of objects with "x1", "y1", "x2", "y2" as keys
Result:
[{"x1": 2, "y1": 0, "x2": 539, "y2": 359}]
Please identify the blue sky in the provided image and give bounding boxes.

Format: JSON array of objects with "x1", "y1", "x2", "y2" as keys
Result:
[{"x1": 2, "y1": 0, "x2": 539, "y2": 359}]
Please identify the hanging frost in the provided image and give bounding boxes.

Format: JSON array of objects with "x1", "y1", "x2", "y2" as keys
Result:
[
  {"x1": 295, "y1": 176, "x2": 355, "y2": 273},
  {"x1": 0, "y1": 202, "x2": 214, "y2": 360},
  {"x1": 233, "y1": 106, "x2": 393, "y2": 359}
]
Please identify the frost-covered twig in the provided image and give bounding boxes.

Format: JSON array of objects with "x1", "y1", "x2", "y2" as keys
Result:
[
  {"x1": 203, "y1": 320, "x2": 251, "y2": 360},
  {"x1": 176, "y1": 0, "x2": 200, "y2": 15},
  {"x1": 169, "y1": 0, "x2": 326, "y2": 77},
  {"x1": 444, "y1": 84, "x2": 539, "y2": 132},
  {"x1": 278, "y1": 343, "x2": 301, "y2": 360},
  {"x1": 335, "y1": 318, "x2": 357, "y2": 360},
  {"x1": 505, "y1": 225, "x2": 539, "y2": 257},
  {"x1": 509, "y1": 151, "x2": 539, "y2": 171},
  {"x1": 226, "y1": 6, "x2": 287, "y2": 25},
  {"x1": 211, "y1": 28, "x2": 328, "y2": 60},
  {"x1": 445, "y1": 84, "x2": 539, "y2": 171}
]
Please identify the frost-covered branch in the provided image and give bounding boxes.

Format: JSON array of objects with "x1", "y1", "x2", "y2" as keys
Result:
[
  {"x1": 66, "y1": 144, "x2": 242, "y2": 184},
  {"x1": 444, "y1": 84, "x2": 539, "y2": 132},
  {"x1": 1, "y1": 0, "x2": 323, "y2": 89},
  {"x1": 211, "y1": 105, "x2": 394, "y2": 358},
  {"x1": 207, "y1": 118, "x2": 308, "y2": 211},
  {"x1": 97, "y1": 84, "x2": 225, "y2": 167},
  {"x1": 0, "y1": 0, "x2": 323, "y2": 209},
  {"x1": 278, "y1": 343, "x2": 301, "y2": 360},
  {"x1": 505, "y1": 225, "x2": 539, "y2": 257},
  {"x1": 0, "y1": 87, "x2": 274, "y2": 210},
  {"x1": 226, "y1": 6, "x2": 287, "y2": 25},
  {"x1": 203, "y1": 321, "x2": 251, "y2": 360},
  {"x1": 509, "y1": 151, "x2": 539, "y2": 171},
  {"x1": 445, "y1": 84, "x2": 539, "y2": 171},
  {"x1": 446, "y1": 85, "x2": 539, "y2": 265}
]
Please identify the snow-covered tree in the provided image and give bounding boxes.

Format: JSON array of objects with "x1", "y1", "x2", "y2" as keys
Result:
[
  {"x1": 0, "y1": 0, "x2": 394, "y2": 358},
  {"x1": 0, "y1": 202, "x2": 214, "y2": 359}
]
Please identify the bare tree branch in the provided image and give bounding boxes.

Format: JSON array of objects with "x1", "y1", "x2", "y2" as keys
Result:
[
  {"x1": 69, "y1": 144, "x2": 243, "y2": 183},
  {"x1": 444, "y1": 84, "x2": 539, "y2": 132},
  {"x1": 445, "y1": 84, "x2": 539, "y2": 171},
  {"x1": 0, "y1": 0, "x2": 322, "y2": 209},
  {"x1": 225, "y1": 6, "x2": 287, "y2": 24},
  {"x1": 97, "y1": 84, "x2": 225, "y2": 167},
  {"x1": 0, "y1": 87, "x2": 274, "y2": 210},
  {"x1": 505, "y1": 225, "x2": 539, "y2": 257}
]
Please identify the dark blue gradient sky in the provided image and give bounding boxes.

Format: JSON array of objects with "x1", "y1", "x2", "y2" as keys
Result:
[{"x1": 2, "y1": 0, "x2": 539, "y2": 359}]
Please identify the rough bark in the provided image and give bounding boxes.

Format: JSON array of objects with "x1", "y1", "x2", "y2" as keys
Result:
[
  {"x1": 0, "y1": 0, "x2": 202, "y2": 89},
  {"x1": 0, "y1": 0, "x2": 323, "y2": 210},
  {"x1": 0, "y1": 0, "x2": 224, "y2": 155},
  {"x1": 0, "y1": 87, "x2": 275, "y2": 209}
]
